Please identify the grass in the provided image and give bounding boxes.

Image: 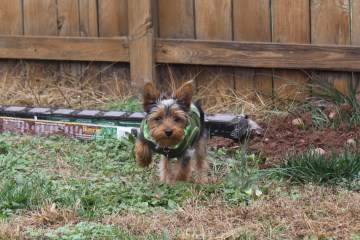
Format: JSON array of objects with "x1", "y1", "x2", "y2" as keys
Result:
[
  {"x1": 279, "y1": 151, "x2": 360, "y2": 187},
  {"x1": 27, "y1": 222, "x2": 167, "y2": 240},
  {"x1": 307, "y1": 76, "x2": 360, "y2": 128},
  {"x1": 0, "y1": 133, "x2": 268, "y2": 239},
  {"x1": 0, "y1": 65, "x2": 360, "y2": 238},
  {"x1": 0, "y1": 132, "x2": 359, "y2": 238}
]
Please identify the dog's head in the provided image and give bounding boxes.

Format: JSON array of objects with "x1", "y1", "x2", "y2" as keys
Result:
[{"x1": 143, "y1": 81, "x2": 193, "y2": 147}]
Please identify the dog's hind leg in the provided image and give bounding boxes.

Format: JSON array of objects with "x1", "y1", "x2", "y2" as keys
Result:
[
  {"x1": 194, "y1": 135, "x2": 208, "y2": 184},
  {"x1": 174, "y1": 152, "x2": 192, "y2": 182}
]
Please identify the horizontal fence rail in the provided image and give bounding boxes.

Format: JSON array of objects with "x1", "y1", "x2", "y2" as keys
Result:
[
  {"x1": 156, "y1": 39, "x2": 360, "y2": 72},
  {"x1": 1, "y1": 35, "x2": 360, "y2": 72},
  {"x1": 0, "y1": 35, "x2": 129, "y2": 62}
]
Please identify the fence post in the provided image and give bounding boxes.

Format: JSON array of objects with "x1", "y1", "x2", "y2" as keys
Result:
[{"x1": 128, "y1": 0, "x2": 156, "y2": 90}]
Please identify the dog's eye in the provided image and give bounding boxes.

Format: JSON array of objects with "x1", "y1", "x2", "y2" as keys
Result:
[
  {"x1": 155, "y1": 116, "x2": 162, "y2": 122},
  {"x1": 173, "y1": 117, "x2": 181, "y2": 122}
]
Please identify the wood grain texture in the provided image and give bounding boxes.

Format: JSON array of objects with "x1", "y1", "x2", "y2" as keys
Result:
[
  {"x1": 195, "y1": 0, "x2": 233, "y2": 96},
  {"x1": 2, "y1": 36, "x2": 360, "y2": 71},
  {"x1": 57, "y1": 0, "x2": 81, "y2": 85},
  {"x1": 128, "y1": 0, "x2": 155, "y2": 88},
  {"x1": 158, "y1": 0, "x2": 195, "y2": 39},
  {"x1": 98, "y1": 0, "x2": 130, "y2": 95},
  {"x1": 195, "y1": 0, "x2": 232, "y2": 40},
  {"x1": 272, "y1": 0, "x2": 310, "y2": 99},
  {"x1": 158, "y1": 0, "x2": 197, "y2": 90},
  {"x1": 79, "y1": 0, "x2": 98, "y2": 37},
  {"x1": 57, "y1": 0, "x2": 80, "y2": 37},
  {"x1": 98, "y1": 0, "x2": 128, "y2": 37},
  {"x1": 0, "y1": 0, "x2": 23, "y2": 35},
  {"x1": 352, "y1": 0, "x2": 360, "y2": 45},
  {"x1": 78, "y1": 0, "x2": 101, "y2": 95},
  {"x1": 23, "y1": 0, "x2": 58, "y2": 96},
  {"x1": 0, "y1": 36, "x2": 129, "y2": 62},
  {"x1": 0, "y1": 0, "x2": 23, "y2": 94},
  {"x1": 233, "y1": 0, "x2": 272, "y2": 97},
  {"x1": 351, "y1": 0, "x2": 360, "y2": 95},
  {"x1": 311, "y1": 0, "x2": 351, "y2": 95},
  {"x1": 155, "y1": 39, "x2": 360, "y2": 71},
  {"x1": 23, "y1": 0, "x2": 57, "y2": 36}
]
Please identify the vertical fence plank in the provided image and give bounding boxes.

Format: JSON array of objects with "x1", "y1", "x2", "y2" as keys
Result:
[
  {"x1": 158, "y1": 0, "x2": 197, "y2": 90},
  {"x1": 158, "y1": 0, "x2": 194, "y2": 39},
  {"x1": 98, "y1": 0, "x2": 128, "y2": 37},
  {"x1": 272, "y1": 0, "x2": 310, "y2": 99},
  {"x1": 78, "y1": 0, "x2": 101, "y2": 94},
  {"x1": 128, "y1": 0, "x2": 155, "y2": 89},
  {"x1": 57, "y1": 0, "x2": 81, "y2": 91},
  {"x1": 23, "y1": 0, "x2": 58, "y2": 105},
  {"x1": 24, "y1": 0, "x2": 57, "y2": 36},
  {"x1": 311, "y1": 0, "x2": 351, "y2": 94},
  {"x1": 0, "y1": 0, "x2": 23, "y2": 99},
  {"x1": 0, "y1": 0, "x2": 23, "y2": 35},
  {"x1": 233, "y1": 0, "x2": 272, "y2": 97},
  {"x1": 351, "y1": 0, "x2": 360, "y2": 95},
  {"x1": 57, "y1": 0, "x2": 79, "y2": 36},
  {"x1": 195, "y1": 0, "x2": 233, "y2": 104},
  {"x1": 98, "y1": 0, "x2": 130, "y2": 95},
  {"x1": 79, "y1": 0, "x2": 98, "y2": 37}
]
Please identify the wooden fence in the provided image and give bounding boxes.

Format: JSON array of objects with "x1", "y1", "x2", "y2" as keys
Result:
[{"x1": 0, "y1": 0, "x2": 360, "y2": 99}]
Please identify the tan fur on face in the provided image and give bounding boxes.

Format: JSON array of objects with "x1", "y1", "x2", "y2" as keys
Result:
[{"x1": 147, "y1": 105, "x2": 187, "y2": 147}]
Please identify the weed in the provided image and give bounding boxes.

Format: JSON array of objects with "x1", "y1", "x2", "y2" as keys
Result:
[
  {"x1": 209, "y1": 148, "x2": 269, "y2": 204},
  {"x1": 279, "y1": 151, "x2": 360, "y2": 186},
  {"x1": 102, "y1": 97, "x2": 141, "y2": 112},
  {"x1": 0, "y1": 141, "x2": 9, "y2": 155},
  {"x1": 309, "y1": 77, "x2": 360, "y2": 126}
]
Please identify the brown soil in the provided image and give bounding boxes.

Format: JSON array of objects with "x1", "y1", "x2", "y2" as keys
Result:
[{"x1": 208, "y1": 115, "x2": 360, "y2": 167}]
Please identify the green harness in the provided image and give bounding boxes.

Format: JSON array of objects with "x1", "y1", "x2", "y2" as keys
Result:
[{"x1": 140, "y1": 104, "x2": 201, "y2": 158}]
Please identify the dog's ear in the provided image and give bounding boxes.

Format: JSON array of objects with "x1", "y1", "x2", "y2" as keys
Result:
[
  {"x1": 143, "y1": 82, "x2": 160, "y2": 112},
  {"x1": 174, "y1": 80, "x2": 193, "y2": 110}
]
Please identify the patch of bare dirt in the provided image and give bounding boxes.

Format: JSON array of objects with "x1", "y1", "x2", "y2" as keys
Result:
[
  {"x1": 249, "y1": 116, "x2": 359, "y2": 166},
  {"x1": 209, "y1": 114, "x2": 359, "y2": 167}
]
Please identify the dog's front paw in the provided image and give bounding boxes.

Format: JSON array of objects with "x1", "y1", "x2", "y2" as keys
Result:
[{"x1": 135, "y1": 139, "x2": 152, "y2": 167}]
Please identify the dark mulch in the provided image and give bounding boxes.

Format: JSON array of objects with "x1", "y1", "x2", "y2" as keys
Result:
[{"x1": 208, "y1": 114, "x2": 359, "y2": 168}]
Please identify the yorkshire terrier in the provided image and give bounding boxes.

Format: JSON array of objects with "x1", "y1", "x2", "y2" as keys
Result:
[{"x1": 135, "y1": 81, "x2": 208, "y2": 184}]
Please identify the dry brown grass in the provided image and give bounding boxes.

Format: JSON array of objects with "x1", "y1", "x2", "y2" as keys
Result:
[
  {"x1": 0, "y1": 62, "x2": 308, "y2": 121},
  {"x1": 159, "y1": 65, "x2": 307, "y2": 120},
  {"x1": 103, "y1": 185, "x2": 360, "y2": 239},
  {"x1": 0, "y1": 61, "x2": 132, "y2": 109},
  {"x1": 0, "y1": 202, "x2": 78, "y2": 240}
]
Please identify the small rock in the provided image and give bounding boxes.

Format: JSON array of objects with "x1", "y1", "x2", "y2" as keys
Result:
[
  {"x1": 313, "y1": 148, "x2": 326, "y2": 155},
  {"x1": 264, "y1": 138, "x2": 270, "y2": 143},
  {"x1": 328, "y1": 111, "x2": 337, "y2": 120},
  {"x1": 346, "y1": 138, "x2": 356, "y2": 146},
  {"x1": 292, "y1": 118, "x2": 304, "y2": 127},
  {"x1": 299, "y1": 139, "x2": 305, "y2": 144}
]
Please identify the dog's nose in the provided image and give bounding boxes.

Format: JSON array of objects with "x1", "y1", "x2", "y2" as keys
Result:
[{"x1": 164, "y1": 129, "x2": 173, "y2": 137}]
